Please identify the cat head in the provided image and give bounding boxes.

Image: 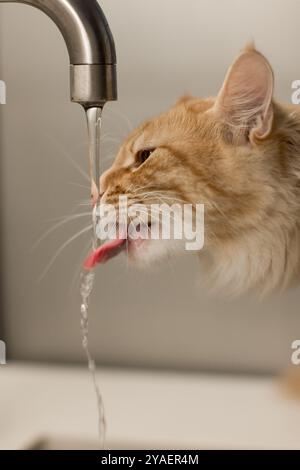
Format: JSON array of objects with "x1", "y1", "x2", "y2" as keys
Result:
[{"x1": 98, "y1": 45, "x2": 294, "y2": 292}]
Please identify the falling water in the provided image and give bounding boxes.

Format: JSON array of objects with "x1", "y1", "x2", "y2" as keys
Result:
[{"x1": 79, "y1": 106, "x2": 106, "y2": 448}]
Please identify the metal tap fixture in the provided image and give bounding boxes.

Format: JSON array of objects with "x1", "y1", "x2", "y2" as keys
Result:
[{"x1": 0, "y1": 0, "x2": 117, "y2": 107}]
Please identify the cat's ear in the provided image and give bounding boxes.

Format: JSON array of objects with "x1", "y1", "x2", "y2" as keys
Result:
[{"x1": 213, "y1": 45, "x2": 274, "y2": 143}]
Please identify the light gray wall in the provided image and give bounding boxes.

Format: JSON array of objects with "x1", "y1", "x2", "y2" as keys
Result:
[
  {"x1": 0, "y1": 0, "x2": 300, "y2": 373},
  {"x1": 0, "y1": 3, "x2": 4, "y2": 342}
]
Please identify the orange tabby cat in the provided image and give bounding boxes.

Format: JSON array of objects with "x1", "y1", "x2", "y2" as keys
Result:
[{"x1": 96, "y1": 44, "x2": 300, "y2": 295}]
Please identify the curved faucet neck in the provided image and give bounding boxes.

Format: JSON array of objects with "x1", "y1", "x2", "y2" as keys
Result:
[{"x1": 0, "y1": 0, "x2": 117, "y2": 106}]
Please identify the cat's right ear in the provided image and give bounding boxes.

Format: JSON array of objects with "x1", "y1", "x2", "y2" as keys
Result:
[{"x1": 212, "y1": 45, "x2": 274, "y2": 144}]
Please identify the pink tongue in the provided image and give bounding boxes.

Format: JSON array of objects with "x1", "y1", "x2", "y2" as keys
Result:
[{"x1": 84, "y1": 238, "x2": 126, "y2": 270}]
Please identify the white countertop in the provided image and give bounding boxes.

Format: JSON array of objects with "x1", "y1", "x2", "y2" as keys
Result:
[{"x1": 1, "y1": 363, "x2": 300, "y2": 450}]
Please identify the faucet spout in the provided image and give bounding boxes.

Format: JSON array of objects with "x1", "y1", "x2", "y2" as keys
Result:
[{"x1": 0, "y1": 0, "x2": 117, "y2": 107}]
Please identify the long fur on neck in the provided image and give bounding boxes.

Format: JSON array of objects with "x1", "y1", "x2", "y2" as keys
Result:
[{"x1": 207, "y1": 102, "x2": 300, "y2": 295}]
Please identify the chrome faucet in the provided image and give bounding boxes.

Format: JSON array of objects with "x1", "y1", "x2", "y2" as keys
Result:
[{"x1": 0, "y1": 0, "x2": 117, "y2": 108}]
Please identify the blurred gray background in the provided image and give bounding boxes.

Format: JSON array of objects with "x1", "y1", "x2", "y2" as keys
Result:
[{"x1": 0, "y1": 0, "x2": 299, "y2": 374}]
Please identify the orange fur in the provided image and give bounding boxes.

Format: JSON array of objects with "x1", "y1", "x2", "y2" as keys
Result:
[{"x1": 100, "y1": 45, "x2": 300, "y2": 295}]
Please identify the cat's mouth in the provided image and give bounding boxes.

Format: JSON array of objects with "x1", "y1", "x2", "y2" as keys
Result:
[
  {"x1": 84, "y1": 237, "x2": 127, "y2": 269},
  {"x1": 83, "y1": 223, "x2": 151, "y2": 270}
]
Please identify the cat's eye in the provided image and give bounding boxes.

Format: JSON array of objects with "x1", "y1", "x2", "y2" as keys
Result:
[{"x1": 137, "y1": 148, "x2": 155, "y2": 164}]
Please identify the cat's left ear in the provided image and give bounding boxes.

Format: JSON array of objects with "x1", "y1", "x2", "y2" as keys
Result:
[{"x1": 213, "y1": 45, "x2": 274, "y2": 143}]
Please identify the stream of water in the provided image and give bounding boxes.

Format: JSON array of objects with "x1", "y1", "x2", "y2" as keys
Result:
[{"x1": 79, "y1": 106, "x2": 106, "y2": 448}]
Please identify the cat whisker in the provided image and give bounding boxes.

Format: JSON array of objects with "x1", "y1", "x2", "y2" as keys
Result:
[
  {"x1": 130, "y1": 187, "x2": 188, "y2": 201},
  {"x1": 78, "y1": 203, "x2": 93, "y2": 208},
  {"x1": 37, "y1": 224, "x2": 93, "y2": 283},
  {"x1": 43, "y1": 132, "x2": 90, "y2": 182},
  {"x1": 32, "y1": 212, "x2": 92, "y2": 252},
  {"x1": 67, "y1": 181, "x2": 90, "y2": 190},
  {"x1": 46, "y1": 210, "x2": 91, "y2": 222},
  {"x1": 133, "y1": 192, "x2": 188, "y2": 205}
]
